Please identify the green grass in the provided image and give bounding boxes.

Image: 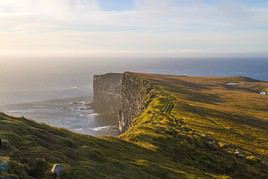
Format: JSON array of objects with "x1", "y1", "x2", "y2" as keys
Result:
[{"x1": 1, "y1": 72, "x2": 268, "y2": 178}]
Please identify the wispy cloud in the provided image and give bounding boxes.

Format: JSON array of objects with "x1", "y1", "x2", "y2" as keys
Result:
[{"x1": 0, "y1": 0, "x2": 267, "y2": 57}]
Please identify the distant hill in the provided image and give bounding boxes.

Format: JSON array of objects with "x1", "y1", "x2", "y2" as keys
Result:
[{"x1": 0, "y1": 72, "x2": 268, "y2": 178}]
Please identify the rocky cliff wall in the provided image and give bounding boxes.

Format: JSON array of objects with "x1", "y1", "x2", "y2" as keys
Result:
[
  {"x1": 92, "y1": 72, "x2": 153, "y2": 133},
  {"x1": 118, "y1": 73, "x2": 153, "y2": 133},
  {"x1": 92, "y1": 73, "x2": 122, "y2": 114}
]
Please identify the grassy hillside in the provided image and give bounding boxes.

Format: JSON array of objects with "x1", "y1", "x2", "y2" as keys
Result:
[{"x1": 1, "y1": 72, "x2": 268, "y2": 178}]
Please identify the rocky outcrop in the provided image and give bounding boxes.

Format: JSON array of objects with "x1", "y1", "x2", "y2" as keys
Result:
[
  {"x1": 118, "y1": 73, "x2": 153, "y2": 133},
  {"x1": 92, "y1": 73, "x2": 122, "y2": 114},
  {"x1": 92, "y1": 72, "x2": 153, "y2": 133}
]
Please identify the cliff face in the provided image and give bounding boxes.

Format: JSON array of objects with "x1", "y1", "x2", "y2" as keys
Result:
[
  {"x1": 118, "y1": 73, "x2": 153, "y2": 133},
  {"x1": 92, "y1": 72, "x2": 152, "y2": 133},
  {"x1": 92, "y1": 73, "x2": 122, "y2": 114}
]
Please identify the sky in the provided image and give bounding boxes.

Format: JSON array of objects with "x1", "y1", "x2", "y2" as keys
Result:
[{"x1": 0, "y1": 0, "x2": 268, "y2": 58}]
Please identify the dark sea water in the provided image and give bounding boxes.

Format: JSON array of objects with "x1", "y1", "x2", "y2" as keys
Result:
[{"x1": 0, "y1": 57, "x2": 267, "y2": 135}]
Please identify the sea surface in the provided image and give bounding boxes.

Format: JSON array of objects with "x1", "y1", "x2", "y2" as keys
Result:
[{"x1": 0, "y1": 57, "x2": 267, "y2": 136}]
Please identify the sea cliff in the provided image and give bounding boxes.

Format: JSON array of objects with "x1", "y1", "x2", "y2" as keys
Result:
[
  {"x1": 118, "y1": 72, "x2": 153, "y2": 133},
  {"x1": 92, "y1": 72, "x2": 153, "y2": 133},
  {"x1": 92, "y1": 73, "x2": 122, "y2": 114}
]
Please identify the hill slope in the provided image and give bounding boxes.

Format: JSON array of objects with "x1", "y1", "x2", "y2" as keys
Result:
[{"x1": 1, "y1": 72, "x2": 268, "y2": 178}]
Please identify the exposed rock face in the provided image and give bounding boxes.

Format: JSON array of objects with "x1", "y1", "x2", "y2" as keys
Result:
[
  {"x1": 118, "y1": 73, "x2": 152, "y2": 133},
  {"x1": 92, "y1": 72, "x2": 152, "y2": 133},
  {"x1": 92, "y1": 73, "x2": 122, "y2": 114}
]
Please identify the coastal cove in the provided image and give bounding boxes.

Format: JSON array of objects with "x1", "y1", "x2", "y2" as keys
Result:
[{"x1": 0, "y1": 97, "x2": 118, "y2": 136}]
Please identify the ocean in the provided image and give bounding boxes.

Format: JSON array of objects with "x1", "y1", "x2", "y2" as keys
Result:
[{"x1": 0, "y1": 57, "x2": 267, "y2": 135}]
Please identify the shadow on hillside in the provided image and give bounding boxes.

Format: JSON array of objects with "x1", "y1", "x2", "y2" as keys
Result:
[
  {"x1": 148, "y1": 78, "x2": 224, "y2": 104},
  {"x1": 177, "y1": 103, "x2": 268, "y2": 131}
]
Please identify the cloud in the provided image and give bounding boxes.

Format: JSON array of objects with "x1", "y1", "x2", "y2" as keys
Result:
[
  {"x1": 0, "y1": 0, "x2": 267, "y2": 57},
  {"x1": 1, "y1": 0, "x2": 267, "y2": 31}
]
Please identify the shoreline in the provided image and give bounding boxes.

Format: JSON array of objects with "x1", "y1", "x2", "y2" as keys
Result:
[{"x1": 0, "y1": 96, "x2": 119, "y2": 136}]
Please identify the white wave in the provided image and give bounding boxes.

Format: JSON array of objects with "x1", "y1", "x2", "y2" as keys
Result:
[
  {"x1": 90, "y1": 113, "x2": 99, "y2": 116},
  {"x1": 91, "y1": 126, "x2": 112, "y2": 131},
  {"x1": 74, "y1": 128, "x2": 83, "y2": 131},
  {"x1": 72, "y1": 101, "x2": 86, "y2": 105}
]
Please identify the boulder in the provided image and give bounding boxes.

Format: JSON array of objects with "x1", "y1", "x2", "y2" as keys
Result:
[
  {"x1": 51, "y1": 164, "x2": 64, "y2": 178},
  {"x1": 259, "y1": 91, "x2": 267, "y2": 95},
  {"x1": 0, "y1": 157, "x2": 9, "y2": 173}
]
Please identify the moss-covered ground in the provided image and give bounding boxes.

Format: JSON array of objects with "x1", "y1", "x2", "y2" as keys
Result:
[{"x1": 1, "y1": 72, "x2": 268, "y2": 178}]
